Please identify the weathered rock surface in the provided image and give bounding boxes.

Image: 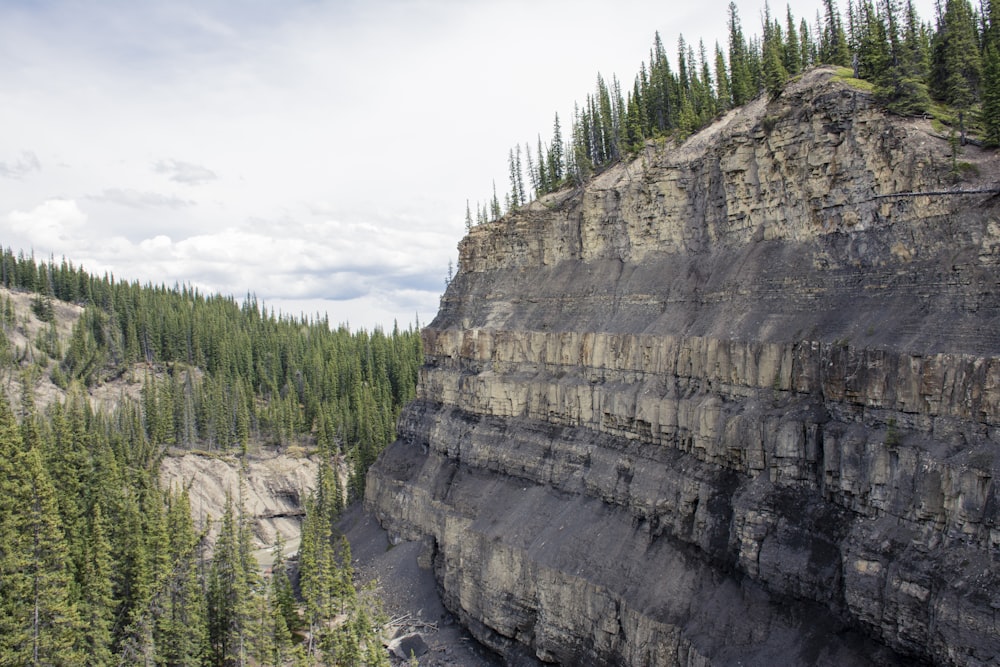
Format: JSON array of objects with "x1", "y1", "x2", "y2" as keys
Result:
[
  {"x1": 160, "y1": 450, "x2": 317, "y2": 564},
  {"x1": 366, "y1": 68, "x2": 1000, "y2": 666}
]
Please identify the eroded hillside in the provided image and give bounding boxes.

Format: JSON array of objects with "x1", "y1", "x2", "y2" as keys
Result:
[{"x1": 366, "y1": 68, "x2": 1000, "y2": 666}]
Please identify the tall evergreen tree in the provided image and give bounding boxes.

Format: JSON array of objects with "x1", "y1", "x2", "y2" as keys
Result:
[
  {"x1": 0, "y1": 397, "x2": 83, "y2": 665},
  {"x1": 763, "y1": 3, "x2": 791, "y2": 98},
  {"x1": 820, "y1": 0, "x2": 852, "y2": 64},
  {"x1": 78, "y1": 503, "x2": 115, "y2": 665},
  {"x1": 715, "y1": 41, "x2": 732, "y2": 110},
  {"x1": 729, "y1": 2, "x2": 756, "y2": 105},
  {"x1": 548, "y1": 112, "x2": 564, "y2": 183},
  {"x1": 982, "y1": 1, "x2": 1000, "y2": 144},
  {"x1": 156, "y1": 488, "x2": 207, "y2": 666},
  {"x1": 206, "y1": 496, "x2": 253, "y2": 667},
  {"x1": 785, "y1": 5, "x2": 803, "y2": 74},
  {"x1": 931, "y1": 0, "x2": 983, "y2": 109},
  {"x1": 877, "y1": 0, "x2": 932, "y2": 113}
]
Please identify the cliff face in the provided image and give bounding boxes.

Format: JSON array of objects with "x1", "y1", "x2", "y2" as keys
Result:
[
  {"x1": 160, "y1": 451, "x2": 318, "y2": 566},
  {"x1": 367, "y1": 68, "x2": 1000, "y2": 666}
]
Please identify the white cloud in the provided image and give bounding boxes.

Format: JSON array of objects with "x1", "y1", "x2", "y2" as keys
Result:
[
  {"x1": 0, "y1": 151, "x2": 41, "y2": 179},
  {"x1": 89, "y1": 188, "x2": 193, "y2": 209},
  {"x1": 154, "y1": 159, "x2": 217, "y2": 185},
  {"x1": 6, "y1": 199, "x2": 87, "y2": 251}
]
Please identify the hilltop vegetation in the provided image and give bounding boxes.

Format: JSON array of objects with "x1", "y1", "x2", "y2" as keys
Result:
[
  {"x1": 0, "y1": 246, "x2": 420, "y2": 664},
  {"x1": 469, "y1": 0, "x2": 1000, "y2": 225}
]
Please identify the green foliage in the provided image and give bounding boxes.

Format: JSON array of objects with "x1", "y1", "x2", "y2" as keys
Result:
[
  {"x1": 819, "y1": 0, "x2": 852, "y2": 66},
  {"x1": 0, "y1": 396, "x2": 84, "y2": 665},
  {"x1": 30, "y1": 294, "x2": 54, "y2": 323},
  {"x1": 983, "y1": 41, "x2": 1000, "y2": 144},
  {"x1": 763, "y1": 5, "x2": 790, "y2": 99},
  {"x1": 0, "y1": 245, "x2": 421, "y2": 665},
  {"x1": 206, "y1": 496, "x2": 252, "y2": 666},
  {"x1": 468, "y1": 0, "x2": 1000, "y2": 226},
  {"x1": 832, "y1": 66, "x2": 877, "y2": 92},
  {"x1": 0, "y1": 245, "x2": 422, "y2": 502},
  {"x1": 981, "y1": 1, "x2": 1000, "y2": 144},
  {"x1": 931, "y1": 0, "x2": 982, "y2": 109},
  {"x1": 299, "y1": 459, "x2": 388, "y2": 665}
]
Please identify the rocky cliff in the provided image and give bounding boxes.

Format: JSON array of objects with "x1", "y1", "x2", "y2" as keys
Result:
[{"x1": 366, "y1": 68, "x2": 1000, "y2": 666}]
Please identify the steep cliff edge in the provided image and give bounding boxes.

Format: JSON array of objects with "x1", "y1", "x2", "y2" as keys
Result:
[{"x1": 367, "y1": 68, "x2": 1000, "y2": 666}]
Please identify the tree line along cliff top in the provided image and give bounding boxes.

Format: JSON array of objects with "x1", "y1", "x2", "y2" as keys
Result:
[{"x1": 467, "y1": 0, "x2": 1000, "y2": 231}]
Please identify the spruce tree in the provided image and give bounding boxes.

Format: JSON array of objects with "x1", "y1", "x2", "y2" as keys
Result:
[
  {"x1": 206, "y1": 496, "x2": 252, "y2": 667},
  {"x1": 856, "y1": 0, "x2": 892, "y2": 81},
  {"x1": 820, "y1": 0, "x2": 852, "y2": 65},
  {"x1": 0, "y1": 397, "x2": 83, "y2": 665},
  {"x1": 931, "y1": 0, "x2": 983, "y2": 109},
  {"x1": 763, "y1": 5, "x2": 790, "y2": 98},
  {"x1": 729, "y1": 2, "x2": 755, "y2": 105},
  {"x1": 877, "y1": 0, "x2": 932, "y2": 114},
  {"x1": 715, "y1": 42, "x2": 732, "y2": 110},
  {"x1": 548, "y1": 112, "x2": 564, "y2": 183},
  {"x1": 156, "y1": 488, "x2": 207, "y2": 666},
  {"x1": 23, "y1": 447, "x2": 84, "y2": 665},
  {"x1": 982, "y1": 1, "x2": 1000, "y2": 144},
  {"x1": 785, "y1": 5, "x2": 802, "y2": 74},
  {"x1": 79, "y1": 503, "x2": 115, "y2": 665}
]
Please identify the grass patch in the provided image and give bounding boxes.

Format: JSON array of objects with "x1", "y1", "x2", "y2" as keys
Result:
[
  {"x1": 927, "y1": 101, "x2": 984, "y2": 140},
  {"x1": 832, "y1": 67, "x2": 876, "y2": 93},
  {"x1": 955, "y1": 161, "x2": 980, "y2": 177}
]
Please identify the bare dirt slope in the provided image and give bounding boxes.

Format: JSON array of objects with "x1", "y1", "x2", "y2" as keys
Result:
[{"x1": 337, "y1": 504, "x2": 501, "y2": 667}]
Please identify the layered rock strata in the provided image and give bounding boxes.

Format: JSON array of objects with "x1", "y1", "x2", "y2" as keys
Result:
[{"x1": 367, "y1": 69, "x2": 1000, "y2": 666}]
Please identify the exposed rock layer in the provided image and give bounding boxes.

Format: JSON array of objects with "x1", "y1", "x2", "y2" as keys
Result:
[
  {"x1": 160, "y1": 451, "x2": 317, "y2": 564},
  {"x1": 367, "y1": 69, "x2": 1000, "y2": 666}
]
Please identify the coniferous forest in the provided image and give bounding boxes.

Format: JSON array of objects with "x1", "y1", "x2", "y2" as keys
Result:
[
  {"x1": 0, "y1": 247, "x2": 419, "y2": 665},
  {"x1": 468, "y1": 0, "x2": 1000, "y2": 226}
]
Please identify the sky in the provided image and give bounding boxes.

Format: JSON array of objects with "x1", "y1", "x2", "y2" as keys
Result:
[{"x1": 0, "y1": 0, "x2": 939, "y2": 331}]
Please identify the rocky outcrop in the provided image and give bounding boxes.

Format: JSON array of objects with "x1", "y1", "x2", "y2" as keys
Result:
[
  {"x1": 160, "y1": 451, "x2": 318, "y2": 565},
  {"x1": 367, "y1": 68, "x2": 1000, "y2": 666}
]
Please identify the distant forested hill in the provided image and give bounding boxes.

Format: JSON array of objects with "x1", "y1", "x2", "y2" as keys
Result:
[{"x1": 0, "y1": 246, "x2": 419, "y2": 664}]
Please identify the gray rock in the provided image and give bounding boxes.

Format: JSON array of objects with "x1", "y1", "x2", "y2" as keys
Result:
[
  {"x1": 389, "y1": 633, "x2": 429, "y2": 661},
  {"x1": 367, "y1": 68, "x2": 1000, "y2": 667}
]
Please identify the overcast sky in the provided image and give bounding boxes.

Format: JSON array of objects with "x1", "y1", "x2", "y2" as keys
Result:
[{"x1": 0, "y1": 0, "x2": 938, "y2": 330}]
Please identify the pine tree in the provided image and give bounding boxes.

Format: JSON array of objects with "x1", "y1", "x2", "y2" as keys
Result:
[
  {"x1": 490, "y1": 180, "x2": 501, "y2": 220},
  {"x1": 270, "y1": 533, "x2": 299, "y2": 639},
  {"x1": 536, "y1": 136, "x2": 549, "y2": 194},
  {"x1": 0, "y1": 398, "x2": 32, "y2": 662},
  {"x1": 820, "y1": 0, "x2": 852, "y2": 65},
  {"x1": 715, "y1": 41, "x2": 732, "y2": 110},
  {"x1": 206, "y1": 496, "x2": 253, "y2": 667},
  {"x1": 784, "y1": 5, "x2": 802, "y2": 74},
  {"x1": 156, "y1": 488, "x2": 207, "y2": 666},
  {"x1": 0, "y1": 396, "x2": 83, "y2": 665},
  {"x1": 982, "y1": 1, "x2": 1000, "y2": 144},
  {"x1": 876, "y1": 0, "x2": 932, "y2": 114},
  {"x1": 548, "y1": 112, "x2": 564, "y2": 184},
  {"x1": 931, "y1": 0, "x2": 983, "y2": 109},
  {"x1": 729, "y1": 2, "x2": 755, "y2": 105},
  {"x1": 78, "y1": 503, "x2": 115, "y2": 665},
  {"x1": 763, "y1": 4, "x2": 790, "y2": 98},
  {"x1": 23, "y1": 447, "x2": 84, "y2": 664},
  {"x1": 856, "y1": 0, "x2": 892, "y2": 81},
  {"x1": 800, "y1": 17, "x2": 816, "y2": 66}
]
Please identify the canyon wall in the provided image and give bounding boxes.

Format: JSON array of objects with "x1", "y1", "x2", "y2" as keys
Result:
[{"x1": 367, "y1": 68, "x2": 1000, "y2": 666}]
